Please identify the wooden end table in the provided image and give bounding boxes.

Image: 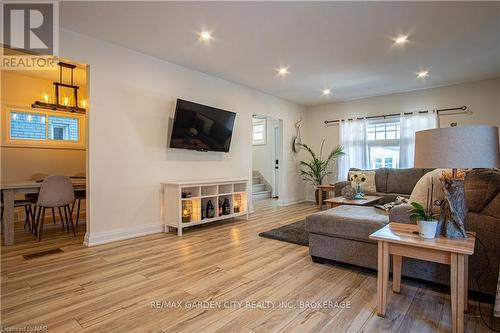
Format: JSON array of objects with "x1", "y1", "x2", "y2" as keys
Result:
[
  {"x1": 324, "y1": 195, "x2": 382, "y2": 209},
  {"x1": 317, "y1": 184, "x2": 336, "y2": 210},
  {"x1": 369, "y1": 223, "x2": 475, "y2": 333}
]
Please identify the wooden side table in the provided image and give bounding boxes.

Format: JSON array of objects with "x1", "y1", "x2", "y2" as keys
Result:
[
  {"x1": 369, "y1": 223, "x2": 475, "y2": 333},
  {"x1": 317, "y1": 184, "x2": 335, "y2": 210}
]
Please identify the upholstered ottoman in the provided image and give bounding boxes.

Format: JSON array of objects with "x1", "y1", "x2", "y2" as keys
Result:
[{"x1": 305, "y1": 205, "x2": 389, "y2": 269}]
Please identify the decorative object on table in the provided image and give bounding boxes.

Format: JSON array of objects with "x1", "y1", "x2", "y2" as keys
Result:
[
  {"x1": 298, "y1": 140, "x2": 344, "y2": 204},
  {"x1": 414, "y1": 125, "x2": 500, "y2": 238},
  {"x1": 234, "y1": 195, "x2": 241, "y2": 213},
  {"x1": 223, "y1": 198, "x2": 231, "y2": 215},
  {"x1": 292, "y1": 119, "x2": 302, "y2": 153},
  {"x1": 374, "y1": 196, "x2": 409, "y2": 211},
  {"x1": 350, "y1": 173, "x2": 366, "y2": 199},
  {"x1": 409, "y1": 178, "x2": 438, "y2": 238},
  {"x1": 341, "y1": 185, "x2": 355, "y2": 200},
  {"x1": 348, "y1": 170, "x2": 376, "y2": 193},
  {"x1": 181, "y1": 200, "x2": 192, "y2": 223},
  {"x1": 205, "y1": 200, "x2": 215, "y2": 218}
]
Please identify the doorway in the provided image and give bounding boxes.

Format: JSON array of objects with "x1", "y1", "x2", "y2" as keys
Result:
[{"x1": 251, "y1": 115, "x2": 283, "y2": 207}]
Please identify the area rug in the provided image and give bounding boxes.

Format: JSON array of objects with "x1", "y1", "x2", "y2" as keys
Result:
[{"x1": 258, "y1": 220, "x2": 308, "y2": 246}]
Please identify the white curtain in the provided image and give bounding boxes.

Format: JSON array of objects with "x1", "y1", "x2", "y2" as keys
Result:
[
  {"x1": 399, "y1": 113, "x2": 438, "y2": 168},
  {"x1": 338, "y1": 119, "x2": 368, "y2": 180}
]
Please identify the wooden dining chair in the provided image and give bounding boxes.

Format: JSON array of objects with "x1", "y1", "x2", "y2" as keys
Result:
[{"x1": 34, "y1": 176, "x2": 76, "y2": 241}]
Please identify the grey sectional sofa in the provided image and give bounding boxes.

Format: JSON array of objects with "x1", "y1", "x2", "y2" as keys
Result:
[{"x1": 305, "y1": 168, "x2": 500, "y2": 297}]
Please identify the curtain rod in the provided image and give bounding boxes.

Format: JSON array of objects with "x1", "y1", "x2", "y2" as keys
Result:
[{"x1": 323, "y1": 105, "x2": 470, "y2": 125}]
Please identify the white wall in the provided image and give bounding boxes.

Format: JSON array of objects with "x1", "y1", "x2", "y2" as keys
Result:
[
  {"x1": 252, "y1": 116, "x2": 278, "y2": 188},
  {"x1": 59, "y1": 29, "x2": 306, "y2": 245},
  {"x1": 302, "y1": 78, "x2": 500, "y2": 200}
]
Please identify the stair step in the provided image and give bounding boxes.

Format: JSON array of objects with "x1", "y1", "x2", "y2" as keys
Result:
[
  {"x1": 252, "y1": 177, "x2": 260, "y2": 185},
  {"x1": 252, "y1": 190, "x2": 272, "y2": 201},
  {"x1": 252, "y1": 183, "x2": 266, "y2": 193}
]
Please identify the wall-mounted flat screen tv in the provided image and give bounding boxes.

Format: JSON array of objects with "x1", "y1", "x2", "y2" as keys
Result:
[{"x1": 169, "y1": 99, "x2": 236, "y2": 152}]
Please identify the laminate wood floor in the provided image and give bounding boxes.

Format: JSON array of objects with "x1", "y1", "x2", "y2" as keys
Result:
[{"x1": 1, "y1": 199, "x2": 497, "y2": 332}]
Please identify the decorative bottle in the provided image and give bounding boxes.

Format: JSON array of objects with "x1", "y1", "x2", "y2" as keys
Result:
[
  {"x1": 223, "y1": 198, "x2": 231, "y2": 215},
  {"x1": 218, "y1": 200, "x2": 223, "y2": 216},
  {"x1": 206, "y1": 200, "x2": 215, "y2": 218}
]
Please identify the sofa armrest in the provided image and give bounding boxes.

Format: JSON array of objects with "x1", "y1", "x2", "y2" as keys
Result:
[
  {"x1": 389, "y1": 204, "x2": 415, "y2": 225},
  {"x1": 334, "y1": 181, "x2": 351, "y2": 197}
]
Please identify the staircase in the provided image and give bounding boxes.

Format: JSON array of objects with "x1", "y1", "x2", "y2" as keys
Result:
[{"x1": 252, "y1": 172, "x2": 272, "y2": 201}]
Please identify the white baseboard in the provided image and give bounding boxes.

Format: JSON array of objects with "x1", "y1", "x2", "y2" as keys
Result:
[{"x1": 84, "y1": 222, "x2": 163, "y2": 246}]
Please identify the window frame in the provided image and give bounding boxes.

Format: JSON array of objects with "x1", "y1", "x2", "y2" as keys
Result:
[
  {"x1": 366, "y1": 119, "x2": 401, "y2": 169},
  {"x1": 2, "y1": 105, "x2": 85, "y2": 149},
  {"x1": 252, "y1": 117, "x2": 267, "y2": 146}
]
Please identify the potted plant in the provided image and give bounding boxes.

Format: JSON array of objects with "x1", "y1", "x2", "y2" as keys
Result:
[
  {"x1": 298, "y1": 140, "x2": 344, "y2": 204},
  {"x1": 409, "y1": 180, "x2": 438, "y2": 238}
]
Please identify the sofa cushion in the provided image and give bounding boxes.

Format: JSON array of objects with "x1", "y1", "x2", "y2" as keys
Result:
[
  {"x1": 305, "y1": 205, "x2": 389, "y2": 242},
  {"x1": 409, "y1": 169, "x2": 446, "y2": 214},
  {"x1": 386, "y1": 168, "x2": 425, "y2": 195},
  {"x1": 465, "y1": 169, "x2": 500, "y2": 213},
  {"x1": 375, "y1": 168, "x2": 389, "y2": 193}
]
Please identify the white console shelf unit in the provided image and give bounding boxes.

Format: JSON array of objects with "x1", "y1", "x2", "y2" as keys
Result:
[{"x1": 161, "y1": 179, "x2": 249, "y2": 236}]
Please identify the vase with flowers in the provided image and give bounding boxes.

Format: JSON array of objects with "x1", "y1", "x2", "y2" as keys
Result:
[{"x1": 350, "y1": 173, "x2": 366, "y2": 199}]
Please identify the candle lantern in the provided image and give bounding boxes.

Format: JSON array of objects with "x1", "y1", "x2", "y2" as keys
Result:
[
  {"x1": 234, "y1": 195, "x2": 241, "y2": 213},
  {"x1": 182, "y1": 200, "x2": 192, "y2": 223}
]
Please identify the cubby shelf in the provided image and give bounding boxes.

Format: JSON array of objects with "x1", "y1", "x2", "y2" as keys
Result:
[{"x1": 161, "y1": 179, "x2": 249, "y2": 236}]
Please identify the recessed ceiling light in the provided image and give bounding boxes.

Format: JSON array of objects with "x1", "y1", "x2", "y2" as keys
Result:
[
  {"x1": 394, "y1": 35, "x2": 408, "y2": 45},
  {"x1": 417, "y1": 70, "x2": 429, "y2": 78},
  {"x1": 322, "y1": 89, "x2": 331, "y2": 96},
  {"x1": 277, "y1": 67, "x2": 289, "y2": 76},
  {"x1": 199, "y1": 31, "x2": 212, "y2": 41}
]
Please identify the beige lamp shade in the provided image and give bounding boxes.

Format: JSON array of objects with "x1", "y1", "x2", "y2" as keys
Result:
[{"x1": 414, "y1": 126, "x2": 500, "y2": 168}]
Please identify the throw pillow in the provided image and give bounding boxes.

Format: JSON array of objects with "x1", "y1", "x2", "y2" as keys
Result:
[
  {"x1": 409, "y1": 169, "x2": 447, "y2": 214},
  {"x1": 348, "y1": 170, "x2": 376, "y2": 193},
  {"x1": 374, "y1": 196, "x2": 409, "y2": 211}
]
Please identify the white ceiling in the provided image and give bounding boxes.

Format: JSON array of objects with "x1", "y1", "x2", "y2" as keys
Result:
[{"x1": 60, "y1": 2, "x2": 500, "y2": 106}]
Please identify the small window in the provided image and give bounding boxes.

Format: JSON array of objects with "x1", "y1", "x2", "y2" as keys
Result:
[
  {"x1": 48, "y1": 116, "x2": 79, "y2": 141},
  {"x1": 252, "y1": 117, "x2": 266, "y2": 145},
  {"x1": 5, "y1": 108, "x2": 84, "y2": 148},
  {"x1": 367, "y1": 119, "x2": 400, "y2": 169},
  {"x1": 10, "y1": 112, "x2": 47, "y2": 140}
]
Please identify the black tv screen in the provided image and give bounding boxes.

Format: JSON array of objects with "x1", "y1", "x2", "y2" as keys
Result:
[{"x1": 169, "y1": 99, "x2": 236, "y2": 152}]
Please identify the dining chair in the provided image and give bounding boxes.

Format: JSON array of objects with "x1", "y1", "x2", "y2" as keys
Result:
[
  {"x1": 34, "y1": 176, "x2": 76, "y2": 241},
  {"x1": 70, "y1": 173, "x2": 86, "y2": 230}
]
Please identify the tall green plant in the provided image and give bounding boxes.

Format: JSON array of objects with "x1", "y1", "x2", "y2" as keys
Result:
[{"x1": 298, "y1": 140, "x2": 344, "y2": 186}]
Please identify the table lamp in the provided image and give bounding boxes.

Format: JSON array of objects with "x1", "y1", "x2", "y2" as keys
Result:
[{"x1": 414, "y1": 125, "x2": 500, "y2": 238}]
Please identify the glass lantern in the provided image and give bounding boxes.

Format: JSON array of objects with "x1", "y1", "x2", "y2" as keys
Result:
[
  {"x1": 234, "y1": 195, "x2": 241, "y2": 213},
  {"x1": 182, "y1": 200, "x2": 192, "y2": 223}
]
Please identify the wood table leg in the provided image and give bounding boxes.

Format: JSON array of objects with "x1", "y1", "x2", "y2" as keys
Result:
[
  {"x1": 392, "y1": 255, "x2": 402, "y2": 294},
  {"x1": 2, "y1": 190, "x2": 15, "y2": 246},
  {"x1": 450, "y1": 253, "x2": 465, "y2": 333},
  {"x1": 464, "y1": 255, "x2": 468, "y2": 314},
  {"x1": 377, "y1": 241, "x2": 389, "y2": 317}
]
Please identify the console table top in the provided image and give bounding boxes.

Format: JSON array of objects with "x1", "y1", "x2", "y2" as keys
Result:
[{"x1": 161, "y1": 178, "x2": 248, "y2": 186}]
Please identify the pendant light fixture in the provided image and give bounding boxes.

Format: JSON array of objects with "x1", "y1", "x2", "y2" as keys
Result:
[{"x1": 32, "y1": 61, "x2": 86, "y2": 114}]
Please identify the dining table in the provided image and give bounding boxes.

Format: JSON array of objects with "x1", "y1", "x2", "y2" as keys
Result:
[{"x1": 1, "y1": 178, "x2": 86, "y2": 246}]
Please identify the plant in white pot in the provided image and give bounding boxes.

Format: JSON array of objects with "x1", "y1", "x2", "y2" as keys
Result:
[
  {"x1": 298, "y1": 140, "x2": 344, "y2": 205},
  {"x1": 409, "y1": 181, "x2": 438, "y2": 238}
]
